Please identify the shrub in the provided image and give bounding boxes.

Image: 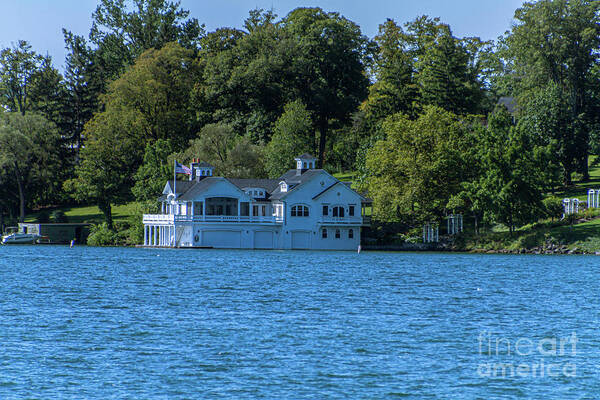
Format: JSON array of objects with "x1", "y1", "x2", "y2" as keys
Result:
[
  {"x1": 542, "y1": 196, "x2": 564, "y2": 221},
  {"x1": 87, "y1": 223, "x2": 121, "y2": 246}
]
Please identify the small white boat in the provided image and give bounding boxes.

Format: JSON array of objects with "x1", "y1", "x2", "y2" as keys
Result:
[{"x1": 1, "y1": 232, "x2": 41, "y2": 245}]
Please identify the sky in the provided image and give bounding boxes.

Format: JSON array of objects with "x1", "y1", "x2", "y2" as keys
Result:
[{"x1": 0, "y1": 0, "x2": 526, "y2": 70}]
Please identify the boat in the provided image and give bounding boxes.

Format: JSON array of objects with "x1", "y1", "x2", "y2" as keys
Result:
[{"x1": 1, "y1": 230, "x2": 41, "y2": 245}]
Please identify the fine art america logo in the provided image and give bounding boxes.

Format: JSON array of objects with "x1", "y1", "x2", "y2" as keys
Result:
[{"x1": 477, "y1": 331, "x2": 577, "y2": 378}]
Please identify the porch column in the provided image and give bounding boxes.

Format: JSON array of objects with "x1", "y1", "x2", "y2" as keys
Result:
[
  {"x1": 154, "y1": 225, "x2": 158, "y2": 246},
  {"x1": 144, "y1": 225, "x2": 148, "y2": 246},
  {"x1": 237, "y1": 200, "x2": 241, "y2": 217},
  {"x1": 202, "y1": 200, "x2": 206, "y2": 219}
]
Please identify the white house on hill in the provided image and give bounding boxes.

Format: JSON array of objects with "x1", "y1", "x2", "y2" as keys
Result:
[{"x1": 142, "y1": 154, "x2": 371, "y2": 250}]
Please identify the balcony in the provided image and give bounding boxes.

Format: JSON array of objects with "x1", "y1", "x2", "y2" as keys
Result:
[
  {"x1": 143, "y1": 214, "x2": 283, "y2": 224},
  {"x1": 319, "y1": 217, "x2": 366, "y2": 225}
]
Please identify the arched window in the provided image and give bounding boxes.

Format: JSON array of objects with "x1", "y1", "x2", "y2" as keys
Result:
[
  {"x1": 332, "y1": 206, "x2": 345, "y2": 218},
  {"x1": 348, "y1": 229, "x2": 354, "y2": 239},
  {"x1": 322, "y1": 228, "x2": 327, "y2": 238},
  {"x1": 335, "y1": 229, "x2": 341, "y2": 239},
  {"x1": 291, "y1": 205, "x2": 309, "y2": 217}
]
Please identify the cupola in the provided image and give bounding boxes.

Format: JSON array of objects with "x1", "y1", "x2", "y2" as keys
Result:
[
  {"x1": 189, "y1": 159, "x2": 214, "y2": 181},
  {"x1": 294, "y1": 153, "x2": 316, "y2": 175}
]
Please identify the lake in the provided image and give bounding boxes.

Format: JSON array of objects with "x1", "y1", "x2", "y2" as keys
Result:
[{"x1": 0, "y1": 246, "x2": 598, "y2": 398}]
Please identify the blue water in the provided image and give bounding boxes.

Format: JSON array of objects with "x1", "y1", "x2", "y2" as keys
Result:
[{"x1": 0, "y1": 246, "x2": 598, "y2": 398}]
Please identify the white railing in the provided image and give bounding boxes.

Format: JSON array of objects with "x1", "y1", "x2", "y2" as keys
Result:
[
  {"x1": 143, "y1": 214, "x2": 283, "y2": 224},
  {"x1": 319, "y1": 217, "x2": 364, "y2": 225},
  {"x1": 143, "y1": 214, "x2": 174, "y2": 223}
]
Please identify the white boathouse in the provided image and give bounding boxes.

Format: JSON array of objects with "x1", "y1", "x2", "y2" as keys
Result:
[{"x1": 142, "y1": 154, "x2": 371, "y2": 250}]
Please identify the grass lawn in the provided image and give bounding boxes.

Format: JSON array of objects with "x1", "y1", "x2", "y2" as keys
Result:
[
  {"x1": 333, "y1": 171, "x2": 357, "y2": 182},
  {"x1": 25, "y1": 203, "x2": 139, "y2": 224},
  {"x1": 555, "y1": 155, "x2": 600, "y2": 201}
]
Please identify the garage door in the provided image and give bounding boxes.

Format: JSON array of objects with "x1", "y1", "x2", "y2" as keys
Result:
[
  {"x1": 254, "y1": 231, "x2": 274, "y2": 249},
  {"x1": 203, "y1": 230, "x2": 241, "y2": 248},
  {"x1": 291, "y1": 230, "x2": 311, "y2": 249}
]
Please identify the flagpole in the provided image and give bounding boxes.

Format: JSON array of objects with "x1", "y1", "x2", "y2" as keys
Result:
[{"x1": 173, "y1": 159, "x2": 177, "y2": 209}]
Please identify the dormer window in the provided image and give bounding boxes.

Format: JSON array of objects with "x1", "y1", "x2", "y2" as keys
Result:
[{"x1": 280, "y1": 181, "x2": 288, "y2": 192}]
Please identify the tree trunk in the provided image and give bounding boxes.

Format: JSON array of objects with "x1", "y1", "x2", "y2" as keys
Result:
[
  {"x1": 581, "y1": 153, "x2": 589, "y2": 181},
  {"x1": 474, "y1": 214, "x2": 478, "y2": 236},
  {"x1": 98, "y1": 198, "x2": 113, "y2": 230},
  {"x1": 13, "y1": 162, "x2": 26, "y2": 223},
  {"x1": 317, "y1": 116, "x2": 328, "y2": 168},
  {"x1": 563, "y1": 167, "x2": 572, "y2": 186}
]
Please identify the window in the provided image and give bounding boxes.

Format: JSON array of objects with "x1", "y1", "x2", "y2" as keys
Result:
[
  {"x1": 349, "y1": 205, "x2": 355, "y2": 217},
  {"x1": 348, "y1": 229, "x2": 354, "y2": 239},
  {"x1": 322, "y1": 205, "x2": 328, "y2": 216},
  {"x1": 332, "y1": 206, "x2": 345, "y2": 218},
  {"x1": 335, "y1": 229, "x2": 341, "y2": 239},
  {"x1": 291, "y1": 205, "x2": 309, "y2": 217},
  {"x1": 322, "y1": 228, "x2": 327, "y2": 238}
]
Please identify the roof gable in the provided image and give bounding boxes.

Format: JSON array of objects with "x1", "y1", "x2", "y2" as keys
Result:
[
  {"x1": 179, "y1": 177, "x2": 253, "y2": 201},
  {"x1": 312, "y1": 181, "x2": 366, "y2": 202}
]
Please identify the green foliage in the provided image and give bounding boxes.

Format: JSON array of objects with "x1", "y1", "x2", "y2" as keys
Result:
[
  {"x1": 503, "y1": 0, "x2": 600, "y2": 181},
  {"x1": 362, "y1": 106, "x2": 474, "y2": 223},
  {"x1": 542, "y1": 196, "x2": 564, "y2": 221},
  {"x1": 0, "y1": 40, "x2": 55, "y2": 115},
  {"x1": 90, "y1": 0, "x2": 204, "y2": 81},
  {"x1": 126, "y1": 201, "x2": 159, "y2": 245},
  {"x1": 103, "y1": 42, "x2": 202, "y2": 149},
  {"x1": 178, "y1": 123, "x2": 265, "y2": 178},
  {"x1": 470, "y1": 108, "x2": 548, "y2": 232},
  {"x1": 0, "y1": 112, "x2": 64, "y2": 221},
  {"x1": 133, "y1": 139, "x2": 175, "y2": 202},
  {"x1": 87, "y1": 222, "x2": 122, "y2": 246},
  {"x1": 265, "y1": 100, "x2": 314, "y2": 177}
]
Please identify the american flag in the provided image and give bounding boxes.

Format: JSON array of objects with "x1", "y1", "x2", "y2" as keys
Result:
[{"x1": 175, "y1": 161, "x2": 192, "y2": 175}]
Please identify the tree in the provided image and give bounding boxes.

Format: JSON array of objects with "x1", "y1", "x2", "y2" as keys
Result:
[
  {"x1": 519, "y1": 82, "x2": 580, "y2": 186},
  {"x1": 60, "y1": 31, "x2": 103, "y2": 163},
  {"x1": 417, "y1": 25, "x2": 484, "y2": 115},
  {"x1": 199, "y1": 9, "x2": 289, "y2": 143},
  {"x1": 89, "y1": 0, "x2": 204, "y2": 82},
  {"x1": 265, "y1": 100, "x2": 314, "y2": 177},
  {"x1": 65, "y1": 109, "x2": 141, "y2": 229},
  {"x1": 361, "y1": 106, "x2": 474, "y2": 224},
  {"x1": 0, "y1": 113, "x2": 63, "y2": 222},
  {"x1": 502, "y1": 0, "x2": 600, "y2": 180},
  {"x1": 178, "y1": 123, "x2": 265, "y2": 179},
  {"x1": 363, "y1": 19, "x2": 418, "y2": 122},
  {"x1": 282, "y1": 8, "x2": 372, "y2": 167},
  {"x1": 85, "y1": 41, "x2": 200, "y2": 166},
  {"x1": 132, "y1": 139, "x2": 176, "y2": 201},
  {"x1": 0, "y1": 41, "x2": 59, "y2": 116},
  {"x1": 470, "y1": 108, "x2": 549, "y2": 233}
]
